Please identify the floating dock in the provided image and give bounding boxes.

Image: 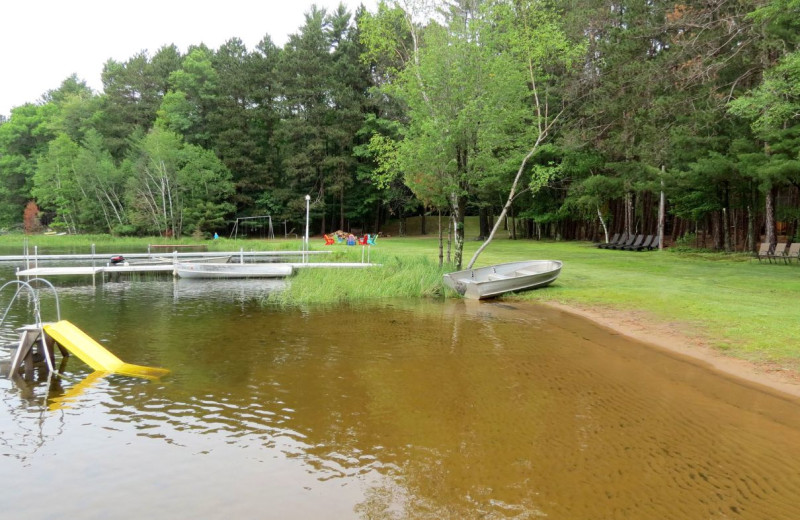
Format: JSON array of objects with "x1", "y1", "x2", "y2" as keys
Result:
[
  {"x1": 11, "y1": 249, "x2": 342, "y2": 281},
  {"x1": 16, "y1": 261, "x2": 380, "y2": 279}
]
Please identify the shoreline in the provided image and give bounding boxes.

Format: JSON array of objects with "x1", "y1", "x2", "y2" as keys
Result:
[{"x1": 542, "y1": 300, "x2": 800, "y2": 399}]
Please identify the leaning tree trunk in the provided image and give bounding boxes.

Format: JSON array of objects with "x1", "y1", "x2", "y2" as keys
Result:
[
  {"x1": 465, "y1": 131, "x2": 551, "y2": 269},
  {"x1": 597, "y1": 205, "x2": 609, "y2": 243}
]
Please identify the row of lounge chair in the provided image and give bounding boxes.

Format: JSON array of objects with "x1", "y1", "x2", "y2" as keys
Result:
[
  {"x1": 756, "y1": 242, "x2": 800, "y2": 263},
  {"x1": 597, "y1": 233, "x2": 660, "y2": 251}
]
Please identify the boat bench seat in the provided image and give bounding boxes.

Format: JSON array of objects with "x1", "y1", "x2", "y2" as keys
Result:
[
  {"x1": 515, "y1": 269, "x2": 543, "y2": 276},
  {"x1": 486, "y1": 273, "x2": 511, "y2": 281}
]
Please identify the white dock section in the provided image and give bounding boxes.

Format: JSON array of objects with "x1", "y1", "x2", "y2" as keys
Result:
[
  {"x1": 16, "y1": 261, "x2": 380, "y2": 278},
  {"x1": 15, "y1": 264, "x2": 176, "y2": 277},
  {"x1": 16, "y1": 266, "x2": 104, "y2": 276}
]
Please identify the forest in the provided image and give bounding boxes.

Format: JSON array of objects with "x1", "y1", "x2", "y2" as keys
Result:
[{"x1": 1, "y1": 0, "x2": 799, "y2": 269}]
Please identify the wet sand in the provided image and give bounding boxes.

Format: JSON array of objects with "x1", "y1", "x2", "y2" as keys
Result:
[{"x1": 544, "y1": 301, "x2": 800, "y2": 399}]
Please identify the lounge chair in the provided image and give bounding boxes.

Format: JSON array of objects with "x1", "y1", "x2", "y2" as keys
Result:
[
  {"x1": 769, "y1": 242, "x2": 788, "y2": 263},
  {"x1": 323, "y1": 234, "x2": 335, "y2": 245},
  {"x1": 756, "y1": 242, "x2": 772, "y2": 262},
  {"x1": 600, "y1": 233, "x2": 627, "y2": 250},
  {"x1": 597, "y1": 233, "x2": 620, "y2": 249},
  {"x1": 620, "y1": 234, "x2": 645, "y2": 251},
  {"x1": 645, "y1": 235, "x2": 660, "y2": 250},
  {"x1": 610, "y1": 233, "x2": 637, "y2": 250},
  {"x1": 628, "y1": 235, "x2": 654, "y2": 251}
]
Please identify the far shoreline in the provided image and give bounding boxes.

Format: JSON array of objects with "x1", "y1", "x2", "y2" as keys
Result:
[{"x1": 541, "y1": 300, "x2": 800, "y2": 400}]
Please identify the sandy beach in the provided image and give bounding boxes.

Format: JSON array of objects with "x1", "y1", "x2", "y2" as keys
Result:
[{"x1": 545, "y1": 301, "x2": 800, "y2": 399}]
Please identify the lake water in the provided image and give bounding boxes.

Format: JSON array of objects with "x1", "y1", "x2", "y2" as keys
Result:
[{"x1": 2, "y1": 267, "x2": 800, "y2": 519}]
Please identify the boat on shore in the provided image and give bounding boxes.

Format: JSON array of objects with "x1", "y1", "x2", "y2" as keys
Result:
[
  {"x1": 442, "y1": 260, "x2": 562, "y2": 300},
  {"x1": 174, "y1": 262, "x2": 293, "y2": 279}
]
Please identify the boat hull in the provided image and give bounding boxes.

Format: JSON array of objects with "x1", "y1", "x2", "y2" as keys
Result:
[
  {"x1": 174, "y1": 262, "x2": 293, "y2": 279},
  {"x1": 442, "y1": 260, "x2": 562, "y2": 300}
]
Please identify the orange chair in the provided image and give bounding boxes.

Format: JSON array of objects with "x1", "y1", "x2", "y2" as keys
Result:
[{"x1": 323, "y1": 234, "x2": 335, "y2": 245}]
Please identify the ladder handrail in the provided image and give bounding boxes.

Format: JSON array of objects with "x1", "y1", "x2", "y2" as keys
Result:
[{"x1": 0, "y1": 278, "x2": 61, "y2": 332}]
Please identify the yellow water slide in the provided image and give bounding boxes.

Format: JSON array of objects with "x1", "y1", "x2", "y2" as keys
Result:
[{"x1": 43, "y1": 320, "x2": 170, "y2": 380}]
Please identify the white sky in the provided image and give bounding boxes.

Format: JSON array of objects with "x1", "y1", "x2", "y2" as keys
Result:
[{"x1": 0, "y1": 0, "x2": 378, "y2": 118}]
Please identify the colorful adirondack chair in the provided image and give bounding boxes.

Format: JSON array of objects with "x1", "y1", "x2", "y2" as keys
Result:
[
  {"x1": 367, "y1": 234, "x2": 377, "y2": 246},
  {"x1": 358, "y1": 235, "x2": 369, "y2": 246},
  {"x1": 323, "y1": 234, "x2": 335, "y2": 245}
]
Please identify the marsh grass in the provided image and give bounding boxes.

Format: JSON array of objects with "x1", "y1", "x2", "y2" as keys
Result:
[{"x1": 271, "y1": 251, "x2": 447, "y2": 305}]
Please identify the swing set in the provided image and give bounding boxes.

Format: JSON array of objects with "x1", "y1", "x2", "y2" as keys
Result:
[{"x1": 229, "y1": 215, "x2": 275, "y2": 240}]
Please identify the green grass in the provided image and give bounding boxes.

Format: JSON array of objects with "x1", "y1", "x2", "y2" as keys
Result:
[{"x1": 4, "y1": 231, "x2": 800, "y2": 369}]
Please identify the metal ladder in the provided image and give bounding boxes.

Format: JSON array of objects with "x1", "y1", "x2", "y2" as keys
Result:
[{"x1": 1, "y1": 279, "x2": 62, "y2": 376}]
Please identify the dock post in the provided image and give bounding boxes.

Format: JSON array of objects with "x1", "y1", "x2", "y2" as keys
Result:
[{"x1": 240, "y1": 248, "x2": 244, "y2": 264}]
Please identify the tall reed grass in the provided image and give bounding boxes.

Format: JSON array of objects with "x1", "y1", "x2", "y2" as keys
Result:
[{"x1": 269, "y1": 254, "x2": 447, "y2": 305}]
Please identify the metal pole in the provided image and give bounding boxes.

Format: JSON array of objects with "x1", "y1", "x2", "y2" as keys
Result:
[{"x1": 305, "y1": 194, "x2": 311, "y2": 264}]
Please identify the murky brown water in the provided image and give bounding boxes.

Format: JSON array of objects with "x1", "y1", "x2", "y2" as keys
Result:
[{"x1": 2, "y1": 276, "x2": 800, "y2": 519}]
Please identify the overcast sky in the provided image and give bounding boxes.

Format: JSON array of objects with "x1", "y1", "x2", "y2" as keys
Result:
[{"x1": 0, "y1": 0, "x2": 378, "y2": 118}]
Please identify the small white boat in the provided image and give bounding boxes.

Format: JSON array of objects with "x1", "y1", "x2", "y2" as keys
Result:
[
  {"x1": 174, "y1": 262, "x2": 293, "y2": 279},
  {"x1": 443, "y1": 260, "x2": 562, "y2": 300}
]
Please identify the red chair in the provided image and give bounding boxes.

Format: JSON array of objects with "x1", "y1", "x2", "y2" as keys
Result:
[
  {"x1": 358, "y1": 235, "x2": 369, "y2": 245},
  {"x1": 323, "y1": 234, "x2": 335, "y2": 245}
]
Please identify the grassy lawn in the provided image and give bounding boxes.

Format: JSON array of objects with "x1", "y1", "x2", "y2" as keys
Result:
[{"x1": 2, "y1": 231, "x2": 799, "y2": 368}]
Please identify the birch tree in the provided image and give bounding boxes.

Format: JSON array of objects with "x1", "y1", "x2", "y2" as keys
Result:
[{"x1": 125, "y1": 127, "x2": 234, "y2": 236}]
